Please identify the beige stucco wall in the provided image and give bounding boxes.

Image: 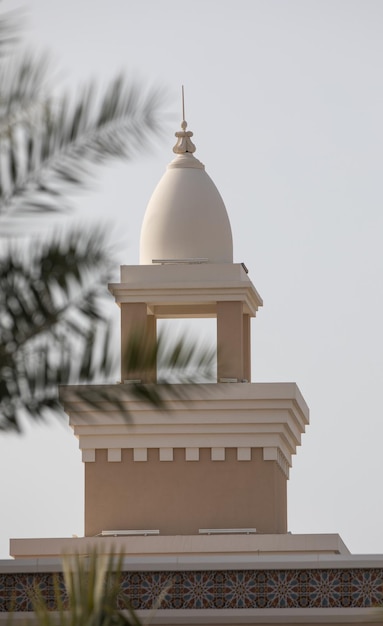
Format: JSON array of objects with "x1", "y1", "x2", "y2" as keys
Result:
[{"x1": 84, "y1": 447, "x2": 287, "y2": 537}]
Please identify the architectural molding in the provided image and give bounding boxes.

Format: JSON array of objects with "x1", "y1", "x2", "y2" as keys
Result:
[
  {"x1": 109, "y1": 263, "x2": 263, "y2": 318},
  {"x1": 2, "y1": 554, "x2": 382, "y2": 622},
  {"x1": 9, "y1": 533, "x2": 351, "y2": 560},
  {"x1": 107, "y1": 448, "x2": 121, "y2": 462},
  {"x1": 60, "y1": 382, "x2": 309, "y2": 477}
]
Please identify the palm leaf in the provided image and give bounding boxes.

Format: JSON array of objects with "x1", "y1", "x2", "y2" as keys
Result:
[
  {"x1": 0, "y1": 51, "x2": 51, "y2": 123},
  {"x1": 0, "y1": 227, "x2": 117, "y2": 431},
  {"x1": 0, "y1": 7, "x2": 22, "y2": 57},
  {"x1": 0, "y1": 73, "x2": 165, "y2": 218},
  {"x1": 31, "y1": 551, "x2": 146, "y2": 626}
]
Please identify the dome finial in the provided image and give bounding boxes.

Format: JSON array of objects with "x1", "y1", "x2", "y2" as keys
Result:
[{"x1": 173, "y1": 85, "x2": 196, "y2": 154}]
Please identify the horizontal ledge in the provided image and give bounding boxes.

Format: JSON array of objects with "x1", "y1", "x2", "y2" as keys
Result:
[
  {"x1": 7, "y1": 532, "x2": 360, "y2": 562},
  {"x1": 99, "y1": 530, "x2": 159, "y2": 537},
  {"x1": 152, "y1": 258, "x2": 209, "y2": 264},
  {"x1": 199, "y1": 528, "x2": 257, "y2": 535}
]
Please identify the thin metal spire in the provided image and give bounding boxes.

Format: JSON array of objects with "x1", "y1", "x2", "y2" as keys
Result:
[
  {"x1": 182, "y1": 85, "x2": 186, "y2": 126},
  {"x1": 173, "y1": 85, "x2": 196, "y2": 154}
]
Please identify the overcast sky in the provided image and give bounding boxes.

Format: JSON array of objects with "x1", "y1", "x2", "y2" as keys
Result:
[{"x1": 1, "y1": 0, "x2": 383, "y2": 560}]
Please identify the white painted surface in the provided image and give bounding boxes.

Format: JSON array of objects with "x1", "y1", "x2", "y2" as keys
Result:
[{"x1": 140, "y1": 153, "x2": 233, "y2": 265}]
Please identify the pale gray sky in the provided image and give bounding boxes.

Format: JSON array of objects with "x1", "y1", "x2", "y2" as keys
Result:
[{"x1": 0, "y1": 0, "x2": 383, "y2": 559}]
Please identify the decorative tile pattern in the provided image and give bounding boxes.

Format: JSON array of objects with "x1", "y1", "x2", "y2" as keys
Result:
[
  {"x1": 0, "y1": 573, "x2": 67, "y2": 612},
  {"x1": 0, "y1": 568, "x2": 382, "y2": 612}
]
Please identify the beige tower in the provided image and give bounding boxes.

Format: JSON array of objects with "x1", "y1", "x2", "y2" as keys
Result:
[
  {"x1": 8, "y1": 116, "x2": 381, "y2": 626},
  {"x1": 61, "y1": 119, "x2": 309, "y2": 539}
]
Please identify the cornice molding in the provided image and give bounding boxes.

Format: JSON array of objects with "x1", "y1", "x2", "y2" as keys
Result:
[
  {"x1": 60, "y1": 383, "x2": 309, "y2": 478},
  {"x1": 109, "y1": 263, "x2": 263, "y2": 317}
]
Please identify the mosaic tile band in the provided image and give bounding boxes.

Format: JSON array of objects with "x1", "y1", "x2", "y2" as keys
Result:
[{"x1": 0, "y1": 568, "x2": 382, "y2": 612}]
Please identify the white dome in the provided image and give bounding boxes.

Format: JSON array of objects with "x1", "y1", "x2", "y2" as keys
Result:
[{"x1": 139, "y1": 127, "x2": 233, "y2": 265}]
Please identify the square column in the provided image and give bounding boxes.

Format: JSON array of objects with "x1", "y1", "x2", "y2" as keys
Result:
[
  {"x1": 121, "y1": 303, "x2": 157, "y2": 383},
  {"x1": 243, "y1": 313, "x2": 251, "y2": 382},
  {"x1": 217, "y1": 301, "x2": 249, "y2": 381}
]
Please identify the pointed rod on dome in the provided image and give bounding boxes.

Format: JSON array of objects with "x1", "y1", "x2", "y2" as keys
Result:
[
  {"x1": 173, "y1": 85, "x2": 196, "y2": 154},
  {"x1": 182, "y1": 84, "x2": 186, "y2": 126}
]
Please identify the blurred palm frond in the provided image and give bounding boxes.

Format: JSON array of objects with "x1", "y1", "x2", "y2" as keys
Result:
[
  {"x1": 0, "y1": 228, "x2": 117, "y2": 431},
  {"x1": 0, "y1": 6, "x2": 22, "y2": 57},
  {"x1": 31, "y1": 551, "x2": 147, "y2": 626},
  {"x1": 0, "y1": 72, "x2": 165, "y2": 217},
  {"x1": 0, "y1": 50, "x2": 51, "y2": 123}
]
